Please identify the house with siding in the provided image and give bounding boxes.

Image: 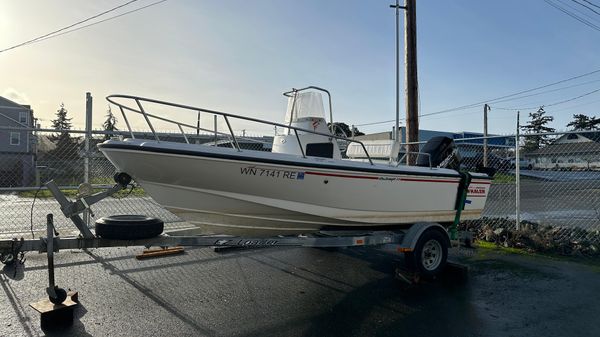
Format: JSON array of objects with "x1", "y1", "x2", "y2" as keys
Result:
[
  {"x1": 0, "y1": 96, "x2": 36, "y2": 187},
  {"x1": 525, "y1": 131, "x2": 600, "y2": 170}
]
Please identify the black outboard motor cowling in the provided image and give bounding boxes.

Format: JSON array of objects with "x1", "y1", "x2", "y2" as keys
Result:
[{"x1": 416, "y1": 136, "x2": 461, "y2": 169}]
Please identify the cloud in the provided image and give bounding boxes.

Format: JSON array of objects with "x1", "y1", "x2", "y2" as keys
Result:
[{"x1": 2, "y1": 88, "x2": 30, "y2": 104}]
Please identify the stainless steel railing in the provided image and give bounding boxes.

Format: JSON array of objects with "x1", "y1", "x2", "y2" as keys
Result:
[{"x1": 105, "y1": 93, "x2": 375, "y2": 165}]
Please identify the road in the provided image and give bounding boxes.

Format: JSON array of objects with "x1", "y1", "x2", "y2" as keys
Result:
[
  {"x1": 483, "y1": 178, "x2": 600, "y2": 230},
  {"x1": 517, "y1": 169, "x2": 600, "y2": 182},
  {"x1": 1, "y1": 245, "x2": 598, "y2": 337}
]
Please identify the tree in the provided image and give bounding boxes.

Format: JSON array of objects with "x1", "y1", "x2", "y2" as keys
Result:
[
  {"x1": 49, "y1": 103, "x2": 78, "y2": 158},
  {"x1": 566, "y1": 114, "x2": 599, "y2": 130},
  {"x1": 327, "y1": 122, "x2": 365, "y2": 137},
  {"x1": 102, "y1": 105, "x2": 118, "y2": 140},
  {"x1": 520, "y1": 106, "x2": 555, "y2": 152}
]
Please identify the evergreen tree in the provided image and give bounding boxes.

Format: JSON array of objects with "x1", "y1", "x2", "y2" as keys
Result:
[
  {"x1": 49, "y1": 103, "x2": 78, "y2": 159},
  {"x1": 102, "y1": 105, "x2": 118, "y2": 140},
  {"x1": 566, "y1": 114, "x2": 600, "y2": 130},
  {"x1": 327, "y1": 122, "x2": 365, "y2": 137},
  {"x1": 521, "y1": 107, "x2": 555, "y2": 152}
]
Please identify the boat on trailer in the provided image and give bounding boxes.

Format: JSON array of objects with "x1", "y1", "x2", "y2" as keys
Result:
[{"x1": 99, "y1": 86, "x2": 492, "y2": 236}]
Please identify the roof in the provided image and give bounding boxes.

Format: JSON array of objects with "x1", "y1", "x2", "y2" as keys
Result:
[
  {"x1": 581, "y1": 131, "x2": 600, "y2": 142},
  {"x1": 526, "y1": 141, "x2": 600, "y2": 156},
  {"x1": 0, "y1": 96, "x2": 30, "y2": 109}
]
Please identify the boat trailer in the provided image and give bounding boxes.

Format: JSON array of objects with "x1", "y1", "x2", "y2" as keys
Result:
[{"x1": 0, "y1": 176, "x2": 469, "y2": 329}]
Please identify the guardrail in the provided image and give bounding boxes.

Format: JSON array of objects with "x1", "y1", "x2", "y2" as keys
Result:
[{"x1": 106, "y1": 92, "x2": 376, "y2": 165}]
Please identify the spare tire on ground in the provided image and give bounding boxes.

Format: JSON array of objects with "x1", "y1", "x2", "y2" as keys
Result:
[{"x1": 95, "y1": 215, "x2": 164, "y2": 240}]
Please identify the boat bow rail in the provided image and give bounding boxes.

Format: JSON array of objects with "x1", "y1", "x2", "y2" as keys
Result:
[{"x1": 105, "y1": 91, "x2": 375, "y2": 164}]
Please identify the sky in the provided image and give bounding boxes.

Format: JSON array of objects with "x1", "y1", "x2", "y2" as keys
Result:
[{"x1": 1, "y1": 0, "x2": 600, "y2": 136}]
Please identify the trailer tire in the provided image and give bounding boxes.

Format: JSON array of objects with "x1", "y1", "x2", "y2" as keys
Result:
[
  {"x1": 48, "y1": 286, "x2": 68, "y2": 305},
  {"x1": 95, "y1": 215, "x2": 164, "y2": 240},
  {"x1": 405, "y1": 229, "x2": 448, "y2": 278}
]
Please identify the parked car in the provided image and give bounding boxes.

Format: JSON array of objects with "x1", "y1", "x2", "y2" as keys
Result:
[
  {"x1": 509, "y1": 158, "x2": 532, "y2": 170},
  {"x1": 461, "y1": 153, "x2": 512, "y2": 172}
]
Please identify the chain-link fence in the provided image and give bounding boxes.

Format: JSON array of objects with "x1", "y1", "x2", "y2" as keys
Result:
[
  {"x1": 450, "y1": 131, "x2": 600, "y2": 255},
  {"x1": 1, "y1": 126, "x2": 599, "y2": 254},
  {"x1": 0, "y1": 126, "x2": 271, "y2": 238}
]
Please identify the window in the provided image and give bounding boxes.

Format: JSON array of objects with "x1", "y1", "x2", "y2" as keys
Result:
[
  {"x1": 19, "y1": 111, "x2": 28, "y2": 124},
  {"x1": 10, "y1": 132, "x2": 20, "y2": 145}
]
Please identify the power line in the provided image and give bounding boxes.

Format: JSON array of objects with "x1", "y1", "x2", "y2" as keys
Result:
[
  {"x1": 544, "y1": 0, "x2": 600, "y2": 32},
  {"x1": 571, "y1": 0, "x2": 600, "y2": 16},
  {"x1": 550, "y1": 97, "x2": 600, "y2": 112},
  {"x1": 354, "y1": 67, "x2": 600, "y2": 127},
  {"x1": 489, "y1": 78, "x2": 600, "y2": 105},
  {"x1": 582, "y1": 0, "x2": 600, "y2": 10},
  {"x1": 562, "y1": 0, "x2": 600, "y2": 21},
  {"x1": 0, "y1": 0, "x2": 157, "y2": 54},
  {"x1": 492, "y1": 88, "x2": 600, "y2": 111},
  {"x1": 32, "y1": 0, "x2": 168, "y2": 46},
  {"x1": 557, "y1": 0, "x2": 600, "y2": 23}
]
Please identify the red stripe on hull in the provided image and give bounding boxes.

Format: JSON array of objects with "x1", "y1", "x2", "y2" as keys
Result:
[{"x1": 305, "y1": 171, "x2": 460, "y2": 184}]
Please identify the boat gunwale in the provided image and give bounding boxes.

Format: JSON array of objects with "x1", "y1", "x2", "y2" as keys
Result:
[{"x1": 98, "y1": 142, "x2": 492, "y2": 180}]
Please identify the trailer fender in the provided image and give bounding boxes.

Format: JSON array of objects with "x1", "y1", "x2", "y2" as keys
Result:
[{"x1": 400, "y1": 222, "x2": 450, "y2": 250}]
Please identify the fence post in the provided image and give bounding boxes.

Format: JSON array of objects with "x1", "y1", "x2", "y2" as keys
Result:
[
  {"x1": 84, "y1": 92, "x2": 93, "y2": 226},
  {"x1": 214, "y1": 115, "x2": 218, "y2": 146},
  {"x1": 515, "y1": 111, "x2": 521, "y2": 231}
]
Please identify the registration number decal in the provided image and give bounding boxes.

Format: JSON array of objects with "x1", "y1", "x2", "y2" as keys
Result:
[{"x1": 240, "y1": 166, "x2": 304, "y2": 180}]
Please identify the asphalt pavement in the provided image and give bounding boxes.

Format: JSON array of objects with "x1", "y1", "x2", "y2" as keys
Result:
[{"x1": 1, "y1": 245, "x2": 599, "y2": 337}]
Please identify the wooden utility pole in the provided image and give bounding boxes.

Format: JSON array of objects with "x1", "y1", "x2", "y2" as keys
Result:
[
  {"x1": 483, "y1": 104, "x2": 489, "y2": 166},
  {"x1": 404, "y1": 0, "x2": 419, "y2": 164}
]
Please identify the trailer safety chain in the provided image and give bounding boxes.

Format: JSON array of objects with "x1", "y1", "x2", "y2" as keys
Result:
[{"x1": 0, "y1": 238, "x2": 27, "y2": 277}]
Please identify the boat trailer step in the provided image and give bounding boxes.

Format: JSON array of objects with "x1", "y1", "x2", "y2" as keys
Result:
[{"x1": 135, "y1": 246, "x2": 185, "y2": 259}]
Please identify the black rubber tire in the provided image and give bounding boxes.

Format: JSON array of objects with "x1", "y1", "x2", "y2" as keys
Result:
[
  {"x1": 95, "y1": 215, "x2": 164, "y2": 240},
  {"x1": 404, "y1": 229, "x2": 449, "y2": 278}
]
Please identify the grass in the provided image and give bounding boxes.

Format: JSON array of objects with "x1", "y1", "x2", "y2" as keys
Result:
[
  {"x1": 492, "y1": 173, "x2": 516, "y2": 183},
  {"x1": 475, "y1": 240, "x2": 600, "y2": 269},
  {"x1": 476, "y1": 240, "x2": 533, "y2": 256}
]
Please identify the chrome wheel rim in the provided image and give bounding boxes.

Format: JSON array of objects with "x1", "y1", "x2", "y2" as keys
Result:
[{"x1": 421, "y1": 239, "x2": 443, "y2": 271}]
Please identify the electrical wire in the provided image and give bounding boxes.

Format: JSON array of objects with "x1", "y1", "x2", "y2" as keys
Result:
[
  {"x1": 492, "y1": 87, "x2": 600, "y2": 111},
  {"x1": 570, "y1": 0, "x2": 600, "y2": 16},
  {"x1": 1, "y1": 0, "x2": 139, "y2": 53},
  {"x1": 354, "y1": 68, "x2": 600, "y2": 127},
  {"x1": 31, "y1": 0, "x2": 168, "y2": 46},
  {"x1": 489, "y1": 78, "x2": 600, "y2": 105},
  {"x1": 557, "y1": 0, "x2": 600, "y2": 23},
  {"x1": 560, "y1": 0, "x2": 600, "y2": 22},
  {"x1": 582, "y1": 0, "x2": 600, "y2": 9},
  {"x1": 544, "y1": 0, "x2": 600, "y2": 32},
  {"x1": 0, "y1": 0, "x2": 167, "y2": 54}
]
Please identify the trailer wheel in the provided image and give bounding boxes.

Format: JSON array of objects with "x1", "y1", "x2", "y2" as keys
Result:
[
  {"x1": 95, "y1": 215, "x2": 164, "y2": 240},
  {"x1": 48, "y1": 286, "x2": 68, "y2": 305},
  {"x1": 405, "y1": 229, "x2": 448, "y2": 278}
]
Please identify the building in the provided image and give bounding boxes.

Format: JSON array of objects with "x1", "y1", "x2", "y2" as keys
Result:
[
  {"x1": 525, "y1": 131, "x2": 600, "y2": 170},
  {"x1": 348, "y1": 127, "x2": 514, "y2": 164},
  {"x1": 0, "y1": 96, "x2": 36, "y2": 187}
]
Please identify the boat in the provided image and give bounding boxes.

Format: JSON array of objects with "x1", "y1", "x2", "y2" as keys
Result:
[{"x1": 98, "y1": 87, "x2": 492, "y2": 235}]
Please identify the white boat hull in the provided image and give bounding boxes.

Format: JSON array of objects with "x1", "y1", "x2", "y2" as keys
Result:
[{"x1": 99, "y1": 139, "x2": 492, "y2": 235}]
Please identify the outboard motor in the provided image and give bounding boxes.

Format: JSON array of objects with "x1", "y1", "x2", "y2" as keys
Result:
[{"x1": 416, "y1": 136, "x2": 461, "y2": 169}]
